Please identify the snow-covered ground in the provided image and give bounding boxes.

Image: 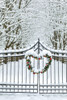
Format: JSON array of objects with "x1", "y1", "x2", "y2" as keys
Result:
[{"x1": 0, "y1": 93, "x2": 67, "y2": 100}]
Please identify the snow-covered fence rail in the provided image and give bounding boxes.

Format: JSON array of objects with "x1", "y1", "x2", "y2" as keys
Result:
[{"x1": 0, "y1": 39, "x2": 67, "y2": 94}]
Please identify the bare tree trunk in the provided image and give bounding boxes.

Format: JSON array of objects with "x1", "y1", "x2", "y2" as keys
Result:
[{"x1": 19, "y1": 0, "x2": 22, "y2": 9}]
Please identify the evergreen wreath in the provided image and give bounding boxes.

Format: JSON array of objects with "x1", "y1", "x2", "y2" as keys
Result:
[{"x1": 25, "y1": 50, "x2": 52, "y2": 74}]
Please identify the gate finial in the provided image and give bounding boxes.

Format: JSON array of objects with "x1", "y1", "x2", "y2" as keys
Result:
[
  {"x1": 38, "y1": 38, "x2": 40, "y2": 42},
  {"x1": 38, "y1": 38, "x2": 40, "y2": 54}
]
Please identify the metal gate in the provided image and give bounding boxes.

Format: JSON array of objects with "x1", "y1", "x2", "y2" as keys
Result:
[{"x1": 0, "y1": 39, "x2": 67, "y2": 94}]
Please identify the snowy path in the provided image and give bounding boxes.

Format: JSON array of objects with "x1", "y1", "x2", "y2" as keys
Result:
[
  {"x1": 22, "y1": 0, "x2": 50, "y2": 47},
  {"x1": 0, "y1": 94, "x2": 67, "y2": 100}
]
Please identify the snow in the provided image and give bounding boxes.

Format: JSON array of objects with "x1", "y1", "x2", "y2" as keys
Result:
[
  {"x1": 25, "y1": 50, "x2": 52, "y2": 57},
  {"x1": 0, "y1": 94, "x2": 67, "y2": 100},
  {"x1": 0, "y1": 0, "x2": 67, "y2": 50},
  {"x1": 25, "y1": 50, "x2": 38, "y2": 57},
  {"x1": 40, "y1": 50, "x2": 52, "y2": 57},
  {"x1": 0, "y1": 0, "x2": 67, "y2": 99},
  {"x1": 0, "y1": 40, "x2": 38, "y2": 54},
  {"x1": 0, "y1": 42, "x2": 67, "y2": 55}
]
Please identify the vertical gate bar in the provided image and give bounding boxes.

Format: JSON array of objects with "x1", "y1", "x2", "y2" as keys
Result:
[
  {"x1": 14, "y1": 54, "x2": 16, "y2": 92},
  {"x1": 29, "y1": 57, "x2": 31, "y2": 84},
  {"x1": 29, "y1": 57, "x2": 31, "y2": 92},
  {"x1": 46, "y1": 52, "x2": 48, "y2": 93},
  {"x1": 54, "y1": 53, "x2": 56, "y2": 93},
  {"x1": 25, "y1": 56, "x2": 27, "y2": 92},
  {"x1": 18, "y1": 56, "x2": 19, "y2": 92},
  {"x1": 58, "y1": 53, "x2": 60, "y2": 93},
  {"x1": 2, "y1": 55, "x2": 4, "y2": 83},
  {"x1": 42, "y1": 58, "x2": 44, "y2": 84},
  {"x1": 66, "y1": 54, "x2": 67, "y2": 93},
  {"x1": 22, "y1": 57, "x2": 23, "y2": 83},
  {"x1": 38, "y1": 38, "x2": 40, "y2": 94},
  {"x1": 50, "y1": 64, "x2": 51, "y2": 83},
  {"x1": 25, "y1": 58, "x2": 27, "y2": 83},
  {"x1": 2, "y1": 54, "x2": 4, "y2": 92},
  {"x1": 61, "y1": 54, "x2": 63, "y2": 92},
  {"x1": 37, "y1": 59, "x2": 38, "y2": 93},
  {"x1": 21, "y1": 56, "x2": 23, "y2": 93},
  {"x1": 50, "y1": 48, "x2": 52, "y2": 94},
  {"x1": 6, "y1": 55, "x2": 8, "y2": 83},
  {"x1": 14, "y1": 55, "x2": 15, "y2": 83},
  {"x1": 46, "y1": 68, "x2": 48, "y2": 93},
  {"x1": 54, "y1": 53, "x2": 56, "y2": 84},
  {"x1": 33, "y1": 46, "x2": 35, "y2": 93},
  {"x1": 10, "y1": 53, "x2": 12, "y2": 92},
  {"x1": 62, "y1": 53, "x2": 63, "y2": 93},
  {"x1": 17, "y1": 57, "x2": 19, "y2": 84},
  {"x1": 50, "y1": 60, "x2": 52, "y2": 93},
  {"x1": 58, "y1": 54, "x2": 59, "y2": 84},
  {"x1": 62, "y1": 54, "x2": 63, "y2": 84},
  {"x1": 10, "y1": 54, "x2": 11, "y2": 83},
  {"x1": 42, "y1": 57, "x2": 44, "y2": 93},
  {"x1": 6, "y1": 54, "x2": 8, "y2": 92},
  {"x1": 18, "y1": 56, "x2": 19, "y2": 84},
  {"x1": 38, "y1": 59, "x2": 40, "y2": 94},
  {"x1": 33, "y1": 57, "x2": 35, "y2": 93}
]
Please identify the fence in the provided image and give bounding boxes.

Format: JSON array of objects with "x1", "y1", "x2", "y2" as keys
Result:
[{"x1": 0, "y1": 39, "x2": 67, "y2": 94}]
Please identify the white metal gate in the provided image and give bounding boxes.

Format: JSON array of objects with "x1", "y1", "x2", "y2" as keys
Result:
[{"x1": 0, "y1": 39, "x2": 67, "y2": 94}]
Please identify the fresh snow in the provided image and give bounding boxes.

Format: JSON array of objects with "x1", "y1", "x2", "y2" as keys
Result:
[
  {"x1": 40, "y1": 50, "x2": 52, "y2": 57},
  {"x1": 25, "y1": 50, "x2": 52, "y2": 58},
  {"x1": 0, "y1": 94, "x2": 67, "y2": 100},
  {"x1": 25, "y1": 50, "x2": 38, "y2": 57}
]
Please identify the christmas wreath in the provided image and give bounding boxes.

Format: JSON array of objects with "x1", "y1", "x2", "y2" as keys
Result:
[{"x1": 25, "y1": 50, "x2": 52, "y2": 74}]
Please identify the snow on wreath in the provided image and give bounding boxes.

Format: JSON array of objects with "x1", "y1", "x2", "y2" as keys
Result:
[{"x1": 25, "y1": 50, "x2": 52, "y2": 74}]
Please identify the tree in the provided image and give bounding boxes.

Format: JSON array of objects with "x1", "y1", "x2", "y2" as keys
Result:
[
  {"x1": 46, "y1": 0, "x2": 67, "y2": 50},
  {"x1": 0, "y1": 0, "x2": 32, "y2": 50},
  {"x1": 50, "y1": 30, "x2": 67, "y2": 50}
]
